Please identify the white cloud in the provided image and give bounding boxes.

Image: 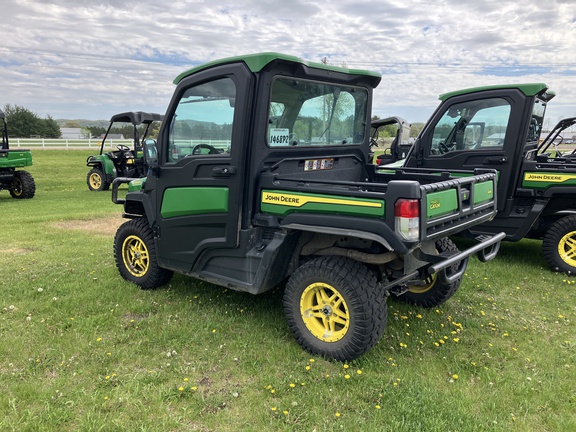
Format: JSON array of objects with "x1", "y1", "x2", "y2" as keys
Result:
[{"x1": 1, "y1": 0, "x2": 574, "y2": 122}]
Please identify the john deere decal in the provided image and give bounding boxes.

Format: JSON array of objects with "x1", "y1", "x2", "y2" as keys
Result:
[
  {"x1": 523, "y1": 172, "x2": 576, "y2": 188},
  {"x1": 261, "y1": 190, "x2": 384, "y2": 217}
]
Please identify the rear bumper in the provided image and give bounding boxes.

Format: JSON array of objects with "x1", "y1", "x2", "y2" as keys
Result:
[{"x1": 382, "y1": 231, "x2": 505, "y2": 291}]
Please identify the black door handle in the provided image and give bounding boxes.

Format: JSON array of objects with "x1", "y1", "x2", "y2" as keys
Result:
[
  {"x1": 212, "y1": 166, "x2": 236, "y2": 177},
  {"x1": 484, "y1": 157, "x2": 508, "y2": 164}
]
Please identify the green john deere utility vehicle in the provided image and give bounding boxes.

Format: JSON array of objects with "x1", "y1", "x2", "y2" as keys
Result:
[
  {"x1": 86, "y1": 111, "x2": 163, "y2": 191},
  {"x1": 0, "y1": 108, "x2": 36, "y2": 199}
]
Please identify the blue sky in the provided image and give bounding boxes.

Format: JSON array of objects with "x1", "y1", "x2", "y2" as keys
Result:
[{"x1": 1, "y1": 0, "x2": 575, "y2": 128}]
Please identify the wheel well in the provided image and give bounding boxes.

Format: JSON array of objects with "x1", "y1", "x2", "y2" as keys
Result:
[
  {"x1": 124, "y1": 200, "x2": 146, "y2": 217},
  {"x1": 293, "y1": 231, "x2": 399, "y2": 268}
]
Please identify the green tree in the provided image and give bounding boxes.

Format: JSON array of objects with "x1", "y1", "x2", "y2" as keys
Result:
[
  {"x1": 2, "y1": 104, "x2": 62, "y2": 138},
  {"x1": 40, "y1": 116, "x2": 62, "y2": 138}
]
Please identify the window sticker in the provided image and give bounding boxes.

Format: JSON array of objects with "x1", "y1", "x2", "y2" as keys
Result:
[{"x1": 269, "y1": 128, "x2": 290, "y2": 146}]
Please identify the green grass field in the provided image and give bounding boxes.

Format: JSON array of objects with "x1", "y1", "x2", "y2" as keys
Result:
[{"x1": 1, "y1": 150, "x2": 575, "y2": 431}]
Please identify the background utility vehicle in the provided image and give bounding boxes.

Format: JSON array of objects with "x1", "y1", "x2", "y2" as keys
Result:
[
  {"x1": 0, "y1": 108, "x2": 36, "y2": 199},
  {"x1": 112, "y1": 53, "x2": 503, "y2": 361},
  {"x1": 396, "y1": 83, "x2": 576, "y2": 274},
  {"x1": 370, "y1": 116, "x2": 412, "y2": 165},
  {"x1": 86, "y1": 111, "x2": 163, "y2": 191}
]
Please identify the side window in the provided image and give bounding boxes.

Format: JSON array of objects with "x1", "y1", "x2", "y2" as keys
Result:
[
  {"x1": 268, "y1": 78, "x2": 367, "y2": 147},
  {"x1": 430, "y1": 98, "x2": 511, "y2": 156},
  {"x1": 167, "y1": 77, "x2": 236, "y2": 162}
]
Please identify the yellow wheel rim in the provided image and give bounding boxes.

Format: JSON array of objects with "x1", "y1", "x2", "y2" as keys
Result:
[
  {"x1": 12, "y1": 178, "x2": 23, "y2": 196},
  {"x1": 122, "y1": 235, "x2": 150, "y2": 277},
  {"x1": 89, "y1": 172, "x2": 102, "y2": 189},
  {"x1": 300, "y1": 282, "x2": 349, "y2": 342},
  {"x1": 408, "y1": 274, "x2": 437, "y2": 294},
  {"x1": 558, "y1": 231, "x2": 576, "y2": 267}
]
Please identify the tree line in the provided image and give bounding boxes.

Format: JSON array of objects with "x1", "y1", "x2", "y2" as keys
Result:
[
  {"x1": 2, "y1": 104, "x2": 161, "y2": 140},
  {"x1": 2, "y1": 104, "x2": 61, "y2": 138}
]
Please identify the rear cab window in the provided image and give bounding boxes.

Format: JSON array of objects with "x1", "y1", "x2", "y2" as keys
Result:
[{"x1": 267, "y1": 78, "x2": 368, "y2": 148}]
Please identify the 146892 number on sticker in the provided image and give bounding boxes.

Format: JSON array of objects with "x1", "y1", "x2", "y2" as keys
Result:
[{"x1": 269, "y1": 128, "x2": 290, "y2": 145}]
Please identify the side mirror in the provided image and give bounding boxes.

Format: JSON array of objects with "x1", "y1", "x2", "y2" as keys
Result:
[{"x1": 143, "y1": 139, "x2": 159, "y2": 168}]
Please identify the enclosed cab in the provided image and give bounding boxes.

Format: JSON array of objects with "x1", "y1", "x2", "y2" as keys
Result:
[
  {"x1": 112, "y1": 53, "x2": 503, "y2": 360},
  {"x1": 400, "y1": 83, "x2": 576, "y2": 273}
]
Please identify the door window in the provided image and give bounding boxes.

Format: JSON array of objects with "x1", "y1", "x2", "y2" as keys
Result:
[
  {"x1": 167, "y1": 77, "x2": 236, "y2": 162},
  {"x1": 430, "y1": 98, "x2": 511, "y2": 156}
]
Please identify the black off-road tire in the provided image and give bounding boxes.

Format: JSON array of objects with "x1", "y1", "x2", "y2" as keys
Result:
[
  {"x1": 10, "y1": 170, "x2": 36, "y2": 199},
  {"x1": 283, "y1": 256, "x2": 387, "y2": 361},
  {"x1": 543, "y1": 215, "x2": 576, "y2": 274},
  {"x1": 396, "y1": 237, "x2": 462, "y2": 308},
  {"x1": 114, "y1": 218, "x2": 173, "y2": 289},
  {"x1": 87, "y1": 168, "x2": 110, "y2": 191}
]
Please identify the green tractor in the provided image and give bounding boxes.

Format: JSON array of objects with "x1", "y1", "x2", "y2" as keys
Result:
[
  {"x1": 86, "y1": 111, "x2": 163, "y2": 191},
  {"x1": 0, "y1": 108, "x2": 36, "y2": 199}
]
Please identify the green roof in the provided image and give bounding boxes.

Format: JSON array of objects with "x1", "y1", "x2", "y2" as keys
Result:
[
  {"x1": 439, "y1": 83, "x2": 554, "y2": 101},
  {"x1": 173, "y1": 52, "x2": 381, "y2": 84}
]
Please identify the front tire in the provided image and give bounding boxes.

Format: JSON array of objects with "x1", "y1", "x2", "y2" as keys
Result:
[
  {"x1": 87, "y1": 168, "x2": 110, "y2": 191},
  {"x1": 283, "y1": 256, "x2": 387, "y2": 361},
  {"x1": 10, "y1": 170, "x2": 36, "y2": 199},
  {"x1": 396, "y1": 237, "x2": 461, "y2": 308},
  {"x1": 543, "y1": 216, "x2": 576, "y2": 274},
  {"x1": 114, "y1": 218, "x2": 173, "y2": 289}
]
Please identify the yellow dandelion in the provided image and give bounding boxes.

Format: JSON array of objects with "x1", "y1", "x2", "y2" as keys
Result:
[
  {"x1": 335, "y1": 412, "x2": 341, "y2": 418},
  {"x1": 375, "y1": 405, "x2": 381, "y2": 409},
  {"x1": 283, "y1": 410, "x2": 289, "y2": 415},
  {"x1": 178, "y1": 386, "x2": 184, "y2": 391},
  {"x1": 309, "y1": 359, "x2": 315, "y2": 363},
  {"x1": 289, "y1": 383, "x2": 295, "y2": 388},
  {"x1": 271, "y1": 407, "x2": 277, "y2": 411},
  {"x1": 184, "y1": 378, "x2": 189, "y2": 382},
  {"x1": 96, "y1": 337, "x2": 102, "y2": 342},
  {"x1": 453, "y1": 338, "x2": 460, "y2": 343},
  {"x1": 305, "y1": 365, "x2": 311, "y2": 371},
  {"x1": 452, "y1": 374, "x2": 459, "y2": 380},
  {"x1": 356, "y1": 369, "x2": 362, "y2": 375},
  {"x1": 343, "y1": 364, "x2": 349, "y2": 369},
  {"x1": 344, "y1": 374, "x2": 351, "y2": 379}
]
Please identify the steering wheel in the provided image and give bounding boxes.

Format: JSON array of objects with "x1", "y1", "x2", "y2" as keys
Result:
[
  {"x1": 439, "y1": 142, "x2": 451, "y2": 154},
  {"x1": 192, "y1": 143, "x2": 220, "y2": 155},
  {"x1": 117, "y1": 145, "x2": 130, "y2": 151}
]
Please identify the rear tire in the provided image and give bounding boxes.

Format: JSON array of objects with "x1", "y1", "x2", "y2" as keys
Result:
[
  {"x1": 283, "y1": 256, "x2": 387, "y2": 361},
  {"x1": 87, "y1": 168, "x2": 110, "y2": 191},
  {"x1": 396, "y1": 237, "x2": 461, "y2": 308},
  {"x1": 10, "y1": 170, "x2": 36, "y2": 199},
  {"x1": 114, "y1": 218, "x2": 173, "y2": 289},
  {"x1": 543, "y1": 216, "x2": 576, "y2": 274}
]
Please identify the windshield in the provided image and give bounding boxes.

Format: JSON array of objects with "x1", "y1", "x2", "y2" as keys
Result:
[{"x1": 267, "y1": 78, "x2": 368, "y2": 147}]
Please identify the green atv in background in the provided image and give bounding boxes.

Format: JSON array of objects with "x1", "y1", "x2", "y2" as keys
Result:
[
  {"x1": 0, "y1": 108, "x2": 36, "y2": 199},
  {"x1": 86, "y1": 111, "x2": 163, "y2": 191},
  {"x1": 397, "y1": 83, "x2": 576, "y2": 274}
]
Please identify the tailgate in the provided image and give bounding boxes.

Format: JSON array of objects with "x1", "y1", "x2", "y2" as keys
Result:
[{"x1": 418, "y1": 171, "x2": 497, "y2": 241}]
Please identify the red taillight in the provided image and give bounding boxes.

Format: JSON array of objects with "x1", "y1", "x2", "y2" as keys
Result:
[{"x1": 395, "y1": 199, "x2": 420, "y2": 241}]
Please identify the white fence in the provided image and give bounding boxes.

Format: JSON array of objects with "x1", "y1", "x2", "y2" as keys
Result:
[{"x1": 9, "y1": 138, "x2": 134, "y2": 149}]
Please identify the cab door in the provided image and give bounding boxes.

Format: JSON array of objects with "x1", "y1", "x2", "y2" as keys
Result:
[
  {"x1": 408, "y1": 90, "x2": 529, "y2": 211},
  {"x1": 152, "y1": 64, "x2": 253, "y2": 272}
]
